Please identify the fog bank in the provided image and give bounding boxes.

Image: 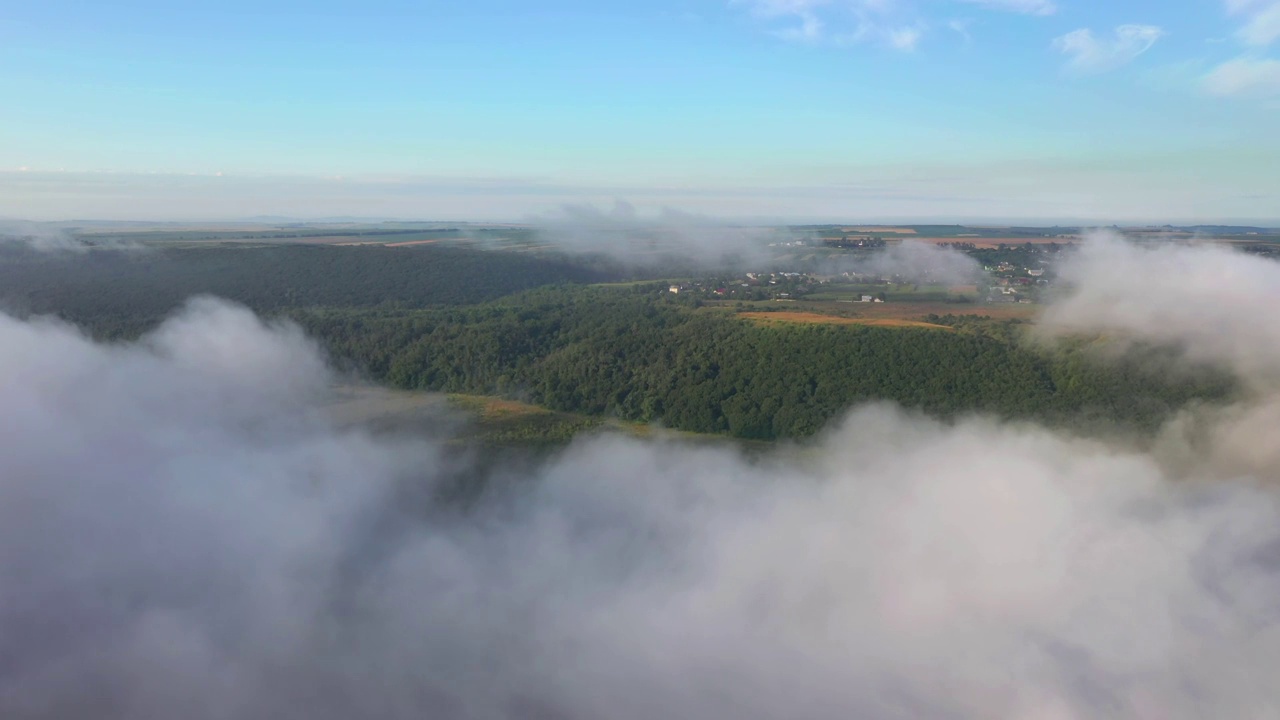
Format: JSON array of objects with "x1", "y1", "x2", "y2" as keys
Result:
[
  {"x1": 528, "y1": 200, "x2": 790, "y2": 267},
  {"x1": 4, "y1": 237, "x2": 1280, "y2": 718}
]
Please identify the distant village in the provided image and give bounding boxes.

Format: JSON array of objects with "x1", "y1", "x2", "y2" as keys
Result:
[
  {"x1": 668, "y1": 240, "x2": 1064, "y2": 305},
  {"x1": 665, "y1": 239, "x2": 1064, "y2": 303}
]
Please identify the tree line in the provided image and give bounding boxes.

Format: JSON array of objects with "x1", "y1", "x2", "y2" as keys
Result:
[
  {"x1": 0, "y1": 243, "x2": 611, "y2": 338},
  {"x1": 0, "y1": 244, "x2": 1235, "y2": 440},
  {"x1": 292, "y1": 286, "x2": 1233, "y2": 439}
]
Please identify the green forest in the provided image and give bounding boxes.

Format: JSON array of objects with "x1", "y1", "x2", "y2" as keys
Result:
[
  {"x1": 291, "y1": 287, "x2": 1232, "y2": 438},
  {"x1": 0, "y1": 243, "x2": 610, "y2": 337},
  {"x1": 0, "y1": 243, "x2": 1235, "y2": 440}
]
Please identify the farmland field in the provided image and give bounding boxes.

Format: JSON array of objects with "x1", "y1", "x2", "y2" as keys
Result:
[
  {"x1": 805, "y1": 283, "x2": 971, "y2": 303},
  {"x1": 843, "y1": 226, "x2": 918, "y2": 234},
  {"x1": 382, "y1": 239, "x2": 445, "y2": 247},
  {"x1": 797, "y1": 300, "x2": 1040, "y2": 320},
  {"x1": 913, "y1": 236, "x2": 1077, "y2": 248}
]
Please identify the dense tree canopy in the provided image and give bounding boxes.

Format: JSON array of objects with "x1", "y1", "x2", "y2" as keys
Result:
[
  {"x1": 0, "y1": 243, "x2": 609, "y2": 337},
  {"x1": 293, "y1": 287, "x2": 1232, "y2": 439},
  {"x1": 0, "y1": 244, "x2": 1234, "y2": 440}
]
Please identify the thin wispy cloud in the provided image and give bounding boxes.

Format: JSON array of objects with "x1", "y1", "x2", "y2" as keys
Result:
[
  {"x1": 948, "y1": 18, "x2": 974, "y2": 45},
  {"x1": 887, "y1": 25, "x2": 924, "y2": 51},
  {"x1": 1203, "y1": 56, "x2": 1280, "y2": 96},
  {"x1": 737, "y1": 0, "x2": 920, "y2": 50},
  {"x1": 1205, "y1": 2, "x2": 1280, "y2": 101},
  {"x1": 954, "y1": 0, "x2": 1056, "y2": 16},
  {"x1": 1225, "y1": 0, "x2": 1280, "y2": 46},
  {"x1": 734, "y1": 0, "x2": 1049, "y2": 50},
  {"x1": 736, "y1": 0, "x2": 829, "y2": 42},
  {"x1": 777, "y1": 13, "x2": 825, "y2": 42},
  {"x1": 1053, "y1": 25, "x2": 1165, "y2": 75}
]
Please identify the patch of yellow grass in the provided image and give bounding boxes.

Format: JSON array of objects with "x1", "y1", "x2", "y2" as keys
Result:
[
  {"x1": 448, "y1": 395, "x2": 551, "y2": 419},
  {"x1": 738, "y1": 311, "x2": 952, "y2": 330}
]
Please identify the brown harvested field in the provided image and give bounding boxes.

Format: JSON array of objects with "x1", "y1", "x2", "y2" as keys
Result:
[
  {"x1": 739, "y1": 311, "x2": 953, "y2": 330},
  {"x1": 914, "y1": 236, "x2": 1077, "y2": 248},
  {"x1": 304, "y1": 236, "x2": 461, "y2": 246},
  {"x1": 383, "y1": 239, "x2": 442, "y2": 247},
  {"x1": 289, "y1": 235, "x2": 376, "y2": 245},
  {"x1": 843, "y1": 226, "x2": 918, "y2": 234}
]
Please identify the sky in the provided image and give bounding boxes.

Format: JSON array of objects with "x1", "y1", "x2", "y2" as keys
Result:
[{"x1": 1, "y1": 0, "x2": 1277, "y2": 223}]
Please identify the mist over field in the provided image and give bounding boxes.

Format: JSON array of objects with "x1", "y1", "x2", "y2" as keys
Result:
[
  {"x1": 5, "y1": 235, "x2": 1280, "y2": 719},
  {"x1": 836, "y1": 238, "x2": 984, "y2": 284},
  {"x1": 523, "y1": 202, "x2": 991, "y2": 287},
  {"x1": 529, "y1": 200, "x2": 793, "y2": 267},
  {"x1": 0, "y1": 221, "x2": 86, "y2": 252}
]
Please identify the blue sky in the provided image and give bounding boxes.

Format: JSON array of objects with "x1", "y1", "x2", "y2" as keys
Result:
[{"x1": 1, "y1": 0, "x2": 1277, "y2": 222}]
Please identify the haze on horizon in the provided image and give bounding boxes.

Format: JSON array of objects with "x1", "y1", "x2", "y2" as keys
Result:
[{"x1": 2, "y1": 0, "x2": 1278, "y2": 224}]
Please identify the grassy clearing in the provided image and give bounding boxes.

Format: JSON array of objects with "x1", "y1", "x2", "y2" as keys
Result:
[
  {"x1": 445, "y1": 395, "x2": 745, "y2": 446},
  {"x1": 329, "y1": 388, "x2": 657, "y2": 446},
  {"x1": 445, "y1": 395, "x2": 597, "y2": 445},
  {"x1": 738, "y1": 311, "x2": 953, "y2": 330},
  {"x1": 447, "y1": 394, "x2": 552, "y2": 420}
]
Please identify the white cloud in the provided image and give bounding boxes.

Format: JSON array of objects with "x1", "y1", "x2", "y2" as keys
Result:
[
  {"x1": 1040, "y1": 231, "x2": 1280, "y2": 384},
  {"x1": 1225, "y1": 0, "x2": 1280, "y2": 46},
  {"x1": 1210, "y1": 1, "x2": 1280, "y2": 103},
  {"x1": 948, "y1": 18, "x2": 974, "y2": 45},
  {"x1": 777, "y1": 12, "x2": 825, "y2": 41},
  {"x1": 735, "y1": 0, "x2": 1052, "y2": 50},
  {"x1": 739, "y1": 0, "x2": 830, "y2": 16},
  {"x1": 529, "y1": 200, "x2": 791, "y2": 267},
  {"x1": 1053, "y1": 25, "x2": 1165, "y2": 74},
  {"x1": 736, "y1": 0, "x2": 923, "y2": 51},
  {"x1": 1204, "y1": 56, "x2": 1280, "y2": 96},
  {"x1": 736, "y1": 0, "x2": 830, "y2": 42},
  {"x1": 12, "y1": 239, "x2": 1280, "y2": 716},
  {"x1": 0, "y1": 220, "x2": 85, "y2": 252},
  {"x1": 888, "y1": 25, "x2": 923, "y2": 50},
  {"x1": 954, "y1": 0, "x2": 1056, "y2": 16}
]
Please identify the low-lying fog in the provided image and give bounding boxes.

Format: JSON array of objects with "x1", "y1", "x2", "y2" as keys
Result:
[{"x1": 4, "y1": 233, "x2": 1280, "y2": 719}]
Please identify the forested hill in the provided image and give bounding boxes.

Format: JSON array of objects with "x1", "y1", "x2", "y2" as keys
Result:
[
  {"x1": 0, "y1": 245, "x2": 1235, "y2": 440},
  {"x1": 0, "y1": 243, "x2": 611, "y2": 337},
  {"x1": 292, "y1": 286, "x2": 1234, "y2": 439}
]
